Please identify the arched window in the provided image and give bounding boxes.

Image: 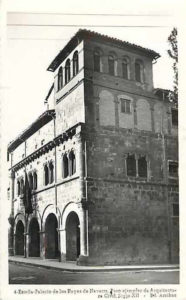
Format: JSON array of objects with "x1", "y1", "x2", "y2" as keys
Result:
[
  {"x1": 94, "y1": 50, "x2": 101, "y2": 72},
  {"x1": 73, "y1": 51, "x2": 79, "y2": 76},
  {"x1": 17, "y1": 180, "x2": 20, "y2": 196},
  {"x1": 49, "y1": 162, "x2": 54, "y2": 184},
  {"x1": 69, "y1": 150, "x2": 76, "y2": 176},
  {"x1": 108, "y1": 54, "x2": 115, "y2": 76},
  {"x1": 126, "y1": 154, "x2": 136, "y2": 177},
  {"x1": 29, "y1": 173, "x2": 33, "y2": 190},
  {"x1": 135, "y1": 60, "x2": 144, "y2": 82},
  {"x1": 58, "y1": 67, "x2": 63, "y2": 90},
  {"x1": 33, "y1": 172, "x2": 37, "y2": 190},
  {"x1": 62, "y1": 154, "x2": 69, "y2": 178},
  {"x1": 65, "y1": 59, "x2": 71, "y2": 84},
  {"x1": 20, "y1": 178, "x2": 24, "y2": 194},
  {"x1": 44, "y1": 164, "x2": 49, "y2": 186},
  {"x1": 138, "y1": 156, "x2": 147, "y2": 178},
  {"x1": 122, "y1": 57, "x2": 130, "y2": 79}
]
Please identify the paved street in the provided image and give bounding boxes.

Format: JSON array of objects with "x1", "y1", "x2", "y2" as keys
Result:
[{"x1": 9, "y1": 262, "x2": 179, "y2": 284}]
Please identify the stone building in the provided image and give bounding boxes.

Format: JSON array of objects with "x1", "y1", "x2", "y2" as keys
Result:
[{"x1": 8, "y1": 29, "x2": 179, "y2": 265}]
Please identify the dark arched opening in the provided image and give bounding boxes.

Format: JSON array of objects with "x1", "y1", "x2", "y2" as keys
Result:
[
  {"x1": 45, "y1": 213, "x2": 59, "y2": 259},
  {"x1": 15, "y1": 220, "x2": 24, "y2": 256},
  {"x1": 66, "y1": 212, "x2": 80, "y2": 261},
  {"x1": 28, "y1": 218, "x2": 40, "y2": 257}
]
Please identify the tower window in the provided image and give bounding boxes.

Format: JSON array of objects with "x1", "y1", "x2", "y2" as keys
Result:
[
  {"x1": 135, "y1": 60, "x2": 144, "y2": 82},
  {"x1": 122, "y1": 58, "x2": 130, "y2": 79},
  {"x1": 138, "y1": 156, "x2": 147, "y2": 178},
  {"x1": 94, "y1": 50, "x2": 101, "y2": 72},
  {"x1": 126, "y1": 154, "x2": 136, "y2": 176},
  {"x1": 73, "y1": 51, "x2": 79, "y2": 76},
  {"x1": 65, "y1": 59, "x2": 71, "y2": 84},
  {"x1": 108, "y1": 55, "x2": 115, "y2": 76}
]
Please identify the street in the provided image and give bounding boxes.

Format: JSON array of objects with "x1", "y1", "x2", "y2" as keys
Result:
[{"x1": 9, "y1": 262, "x2": 179, "y2": 284}]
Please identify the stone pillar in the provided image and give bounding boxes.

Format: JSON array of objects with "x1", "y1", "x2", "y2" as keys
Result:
[
  {"x1": 58, "y1": 228, "x2": 66, "y2": 261},
  {"x1": 77, "y1": 203, "x2": 89, "y2": 265}
]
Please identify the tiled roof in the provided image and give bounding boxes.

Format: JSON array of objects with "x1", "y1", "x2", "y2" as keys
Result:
[{"x1": 47, "y1": 29, "x2": 160, "y2": 72}]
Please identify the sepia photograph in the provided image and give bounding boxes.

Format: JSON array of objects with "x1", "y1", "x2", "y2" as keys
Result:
[{"x1": 1, "y1": 0, "x2": 185, "y2": 299}]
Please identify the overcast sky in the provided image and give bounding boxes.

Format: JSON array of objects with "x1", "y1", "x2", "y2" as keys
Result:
[{"x1": 4, "y1": 0, "x2": 180, "y2": 143}]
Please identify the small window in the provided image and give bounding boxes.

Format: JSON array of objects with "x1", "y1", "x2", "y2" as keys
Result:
[
  {"x1": 69, "y1": 150, "x2": 76, "y2": 176},
  {"x1": 29, "y1": 173, "x2": 33, "y2": 190},
  {"x1": 49, "y1": 162, "x2": 54, "y2": 184},
  {"x1": 33, "y1": 172, "x2": 37, "y2": 190},
  {"x1": 62, "y1": 154, "x2": 69, "y2": 178},
  {"x1": 20, "y1": 178, "x2": 24, "y2": 194},
  {"x1": 173, "y1": 203, "x2": 179, "y2": 217},
  {"x1": 138, "y1": 156, "x2": 147, "y2": 178},
  {"x1": 17, "y1": 180, "x2": 20, "y2": 196},
  {"x1": 94, "y1": 50, "x2": 101, "y2": 72},
  {"x1": 73, "y1": 51, "x2": 79, "y2": 76},
  {"x1": 171, "y1": 108, "x2": 178, "y2": 126},
  {"x1": 122, "y1": 58, "x2": 129, "y2": 79},
  {"x1": 44, "y1": 165, "x2": 49, "y2": 185},
  {"x1": 121, "y1": 99, "x2": 131, "y2": 114},
  {"x1": 65, "y1": 59, "x2": 71, "y2": 84},
  {"x1": 126, "y1": 154, "x2": 136, "y2": 176},
  {"x1": 108, "y1": 55, "x2": 115, "y2": 76},
  {"x1": 169, "y1": 161, "x2": 178, "y2": 177},
  {"x1": 58, "y1": 67, "x2": 63, "y2": 91}
]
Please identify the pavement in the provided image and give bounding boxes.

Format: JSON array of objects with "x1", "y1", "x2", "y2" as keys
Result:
[{"x1": 9, "y1": 256, "x2": 179, "y2": 273}]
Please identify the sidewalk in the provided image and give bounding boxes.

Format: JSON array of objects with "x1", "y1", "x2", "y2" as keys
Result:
[{"x1": 9, "y1": 256, "x2": 179, "y2": 273}]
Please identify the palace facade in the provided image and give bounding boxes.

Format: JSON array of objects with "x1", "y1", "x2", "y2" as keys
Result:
[{"x1": 8, "y1": 29, "x2": 179, "y2": 265}]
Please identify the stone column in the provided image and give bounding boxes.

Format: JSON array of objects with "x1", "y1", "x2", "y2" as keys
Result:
[
  {"x1": 77, "y1": 203, "x2": 89, "y2": 265},
  {"x1": 58, "y1": 228, "x2": 66, "y2": 261}
]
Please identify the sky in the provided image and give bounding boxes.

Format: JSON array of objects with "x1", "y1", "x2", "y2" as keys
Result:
[
  {"x1": 6, "y1": 18, "x2": 175, "y2": 142},
  {"x1": 3, "y1": 0, "x2": 181, "y2": 143}
]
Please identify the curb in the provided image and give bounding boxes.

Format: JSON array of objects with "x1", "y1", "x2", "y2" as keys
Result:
[{"x1": 9, "y1": 259, "x2": 180, "y2": 273}]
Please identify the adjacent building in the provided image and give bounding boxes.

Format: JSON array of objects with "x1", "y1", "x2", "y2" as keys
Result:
[{"x1": 8, "y1": 29, "x2": 179, "y2": 265}]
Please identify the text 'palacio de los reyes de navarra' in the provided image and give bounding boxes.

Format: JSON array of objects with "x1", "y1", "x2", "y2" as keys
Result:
[{"x1": 7, "y1": 29, "x2": 179, "y2": 266}]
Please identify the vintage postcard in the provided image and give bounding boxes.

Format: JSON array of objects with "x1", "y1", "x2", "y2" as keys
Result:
[{"x1": 0, "y1": 0, "x2": 185, "y2": 299}]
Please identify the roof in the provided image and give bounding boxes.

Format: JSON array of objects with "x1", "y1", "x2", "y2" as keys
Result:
[
  {"x1": 47, "y1": 29, "x2": 160, "y2": 72},
  {"x1": 8, "y1": 110, "x2": 55, "y2": 152}
]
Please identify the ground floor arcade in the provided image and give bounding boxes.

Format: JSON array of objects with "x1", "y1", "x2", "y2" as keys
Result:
[{"x1": 11, "y1": 202, "x2": 88, "y2": 264}]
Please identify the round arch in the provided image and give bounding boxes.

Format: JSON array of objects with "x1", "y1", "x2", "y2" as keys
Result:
[
  {"x1": 28, "y1": 217, "x2": 40, "y2": 257},
  {"x1": 15, "y1": 220, "x2": 24, "y2": 256},
  {"x1": 41, "y1": 204, "x2": 62, "y2": 231},
  {"x1": 45, "y1": 213, "x2": 59, "y2": 259}
]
